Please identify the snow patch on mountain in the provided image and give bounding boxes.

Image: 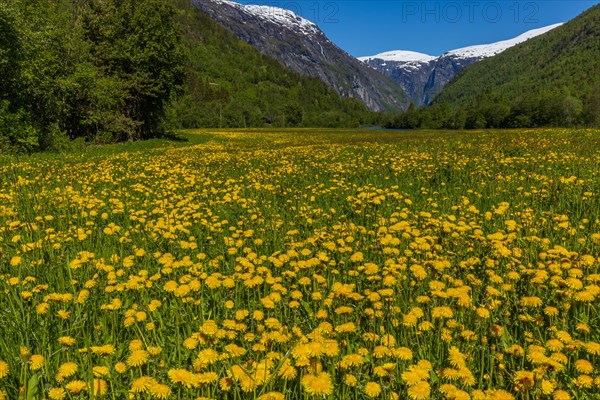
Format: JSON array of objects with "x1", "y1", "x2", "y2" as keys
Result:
[
  {"x1": 443, "y1": 23, "x2": 563, "y2": 59},
  {"x1": 209, "y1": 0, "x2": 320, "y2": 35},
  {"x1": 359, "y1": 23, "x2": 564, "y2": 105},
  {"x1": 358, "y1": 50, "x2": 436, "y2": 63},
  {"x1": 361, "y1": 23, "x2": 563, "y2": 63}
]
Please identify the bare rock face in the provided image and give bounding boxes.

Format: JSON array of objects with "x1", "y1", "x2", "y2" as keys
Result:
[{"x1": 192, "y1": 0, "x2": 409, "y2": 112}]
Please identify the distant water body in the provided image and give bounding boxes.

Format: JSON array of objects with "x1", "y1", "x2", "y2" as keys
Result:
[{"x1": 360, "y1": 126, "x2": 412, "y2": 131}]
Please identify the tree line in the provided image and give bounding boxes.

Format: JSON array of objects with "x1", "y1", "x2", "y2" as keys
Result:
[
  {"x1": 1, "y1": 0, "x2": 373, "y2": 153},
  {"x1": 383, "y1": 88, "x2": 600, "y2": 130},
  {"x1": 0, "y1": 0, "x2": 186, "y2": 153}
]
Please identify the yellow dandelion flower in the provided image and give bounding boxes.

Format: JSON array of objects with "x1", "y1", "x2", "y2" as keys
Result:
[
  {"x1": 471, "y1": 390, "x2": 486, "y2": 400},
  {"x1": 65, "y1": 380, "x2": 87, "y2": 394},
  {"x1": 344, "y1": 374, "x2": 357, "y2": 387},
  {"x1": 35, "y1": 302, "x2": 49, "y2": 314},
  {"x1": 195, "y1": 371, "x2": 219, "y2": 385},
  {"x1": 147, "y1": 346, "x2": 162, "y2": 356},
  {"x1": 439, "y1": 383, "x2": 458, "y2": 395},
  {"x1": 131, "y1": 376, "x2": 157, "y2": 393},
  {"x1": 541, "y1": 379, "x2": 556, "y2": 394},
  {"x1": 586, "y1": 341, "x2": 600, "y2": 355},
  {"x1": 129, "y1": 339, "x2": 144, "y2": 351},
  {"x1": 57, "y1": 337, "x2": 76, "y2": 346},
  {"x1": 92, "y1": 379, "x2": 107, "y2": 396},
  {"x1": 574, "y1": 374, "x2": 593, "y2": 388},
  {"x1": 407, "y1": 381, "x2": 430, "y2": 400},
  {"x1": 373, "y1": 366, "x2": 389, "y2": 377},
  {"x1": 520, "y1": 296, "x2": 542, "y2": 307},
  {"x1": 90, "y1": 344, "x2": 115, "y2": 355},
  {"x1": 257, "y1": 392, "x2": 285, "y2": 400},
  {"x1": 168, "y1": 368, "x2": 195, "y2": 387},
  {"x1": 545, "y1": 339, "x2": 563, "y2": 351},
  {"x1": 364, "y1": 381, "x2": 382, "y2": 398},
  {"x1": 393, "y1": 347, "x2": 413, "y2": 361},
  {"x1": 372, "y1": 345, "x2": 391, "y2": 358},
  {"x1": 219, "y1": 377, "x2": 233, "y2": 391},
  {"x1": 335, "y1": 322, "x2": 356, "y2": 333},
  {"x1": 301, "y1": 372, "x2": 334, "y2": 396},
  {"x1": 30, "y1": 354, "x2": 44, "y2": 370},
  {"x1": 126, "y1": 350, "x2": 149, "y2": 367},
  {"x1": 0, "y1": 360, "x2": 9, "y2": 379},
  {"x1": 576, "y1": 322, "x2": 590, "y2": 333},
  {"x1": 452, "y1": 389, "x2": 470, "y2": 400},
  {"x1": 56, "y1": 362, "x2": 78, "y2": 382},
  {"x1": 240, "y1": 375, "x2": 256, "y2": 392},
  {"x1": 114, "y1": 362, "x2": 127, "y2": 374},
  {"x1": 350, "y1": 252, "x2": 363, "y2": 262},
  {"x1": 149, "y1": 383, "x2": 171, "y2": 399},
  {"x1": 183, "y1": 337, "x2": 199, "y2": 350},
  {"x1": 448, "y1": 347, "x2": 466, "y2": 368},
  {"x1": 403, "y1": 313, "x2": 418, "y2": 327},
  {"x1": 485, "y1": 389, "x2": 514, "y2": 400},
  {"x1": 513, "y1": 370, "x2": 535, "y2": 389},
  {"x1": 432, "y1": 306, "x2": 453, "y2": 319},
  {"x1": 402, "y1": 368, "x2": 427, "y2": 386},
  {"x1": 277, "y1": 360, "x2": 297, "y2": 380},
  {"x1": 196, "y1": 348, "x2": 220, "y2": 367},
  {"x1": 92, "y1": 366, "x2": 109, "y2": 377},
  {"x1": 48, "y1": 388, "x2": 66, "y2": 400},
  {"x1": 575, "y1": 359, "x2": 594, "y2": 374},
  {"x1": 553, "y1": 389, "x2": 570, "y2": 400},
  {"x1": 417, "y1": 360, "x2": 433, "y2": 371}
]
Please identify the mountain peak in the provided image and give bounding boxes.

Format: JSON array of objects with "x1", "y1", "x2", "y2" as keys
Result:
[
  {"x1": 360, "y1": 23, "x2": 564, "y2": 106},
  {"x1": 358, "y1": 50, "x2": 436, "y2": 63},
  {"x1": 207, "y1": 0, "x2": 320, "y2": 35},
  {"x1": 195, "y1": 0, "x2": 410, "y2": 111},
  {"x1": 443, "y1": 23, "x2": 564, "y2": 59}
]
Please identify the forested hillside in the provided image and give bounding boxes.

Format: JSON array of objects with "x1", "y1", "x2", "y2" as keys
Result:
[
  {"x1": 0, "y1": 0, "x2": 185, "y2": 152},
  {"x1": 384, "y1": 4, "x2": 600, "y2": 130},
  {"x1": 432, "y1": 4, "x2": 600, "y2": 128},
  {"x1": 0, "y1": 0, "x2": 370, "y2": 153},
  {"x1": 169, "y1": 0, "x2": 370, "y2": 129}
]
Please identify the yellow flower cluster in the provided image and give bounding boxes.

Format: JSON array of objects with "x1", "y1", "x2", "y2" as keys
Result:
[{"x1": 0, "y1": 128, "x2": 599, "y2": 399}]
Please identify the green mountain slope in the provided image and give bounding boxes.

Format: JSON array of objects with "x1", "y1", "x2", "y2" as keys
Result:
[
  {"x1": 434, "y1": 4, "x2": 600, "y2": 126},
  {"x1": 169, "y1": 0, "x2": 370, "y2": 128}
]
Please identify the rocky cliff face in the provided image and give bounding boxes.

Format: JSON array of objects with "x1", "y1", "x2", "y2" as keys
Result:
[
  {"x1": 360, "y1": 24, "x2": 563, "y2": 106},
  {"x1": 421, "y1": 55, "x2": 483, "y2": 105},
  {"x1": 192, "y1": 0, "x2": 409, "y2": 112}
]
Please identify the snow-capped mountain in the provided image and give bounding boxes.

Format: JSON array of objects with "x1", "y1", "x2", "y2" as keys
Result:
[
  {"x1": 208, "y1": 0, "x2": 320, "y2": 35},
  {"x1": 193, "y1": 0, "x2": 409, "y2": 112},
  {"x1": 444, "y1": 24, "x2": 562, "y2": 58},
  {"x1": 360, "y1": 24, "x2": 563, "y2": 106}
]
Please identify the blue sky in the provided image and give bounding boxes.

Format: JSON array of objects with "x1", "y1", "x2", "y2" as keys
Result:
[{"x1": 237, "y1": 1, "x2": 598, "y2": 56}]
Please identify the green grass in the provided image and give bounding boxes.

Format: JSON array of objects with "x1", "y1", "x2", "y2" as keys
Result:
[{"x1": 1, "y1": 128, "x2": 600, "y2": 400}]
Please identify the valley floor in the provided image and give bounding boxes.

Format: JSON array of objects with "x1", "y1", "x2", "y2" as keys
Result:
[{"x1": 1, "y1": 128, "x2": 600, "y2": 399}]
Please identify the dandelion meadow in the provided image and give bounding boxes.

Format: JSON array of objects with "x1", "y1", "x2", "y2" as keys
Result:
[{"x1": 1, "y1": 128, "x2": 600, "y2": 399}]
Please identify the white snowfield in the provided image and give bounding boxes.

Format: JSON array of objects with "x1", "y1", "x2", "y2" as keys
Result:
[
  {"x1": 358, "y1": 50, "x2": 436, "y2": 63},
  {"x1": 359, "y1": 23, "x2": 563, "y2": 63},
  {"x1": 209, "y1": 0, "x2": 320, "y2": 35},
  {"x1": 443, "y1": 23, "x2": 563, "y2": 59}
]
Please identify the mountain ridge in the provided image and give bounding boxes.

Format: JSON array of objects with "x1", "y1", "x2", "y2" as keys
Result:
[
  {"x1": 435, "y1": 3, "x2": 600, "y2": 126},
  {"x1": 360, "y1": 23, "x2": 563, "y2": 106},
  {"x1": 192, "y1": 0, "x2": 410, "y2": 112}
]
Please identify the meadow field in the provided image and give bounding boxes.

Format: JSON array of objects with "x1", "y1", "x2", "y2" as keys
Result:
[{"x1": 1, "y1": 128, "x2": 600, "y2": 400}]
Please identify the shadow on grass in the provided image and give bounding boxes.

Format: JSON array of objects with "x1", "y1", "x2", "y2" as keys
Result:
[{"x1": 161, "y1": 132, "x2": 189, "y2": 142}]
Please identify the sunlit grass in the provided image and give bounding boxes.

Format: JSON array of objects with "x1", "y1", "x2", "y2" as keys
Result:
[{"x1": 1, "y1": 128, "x2": 600, "y2": 399}]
